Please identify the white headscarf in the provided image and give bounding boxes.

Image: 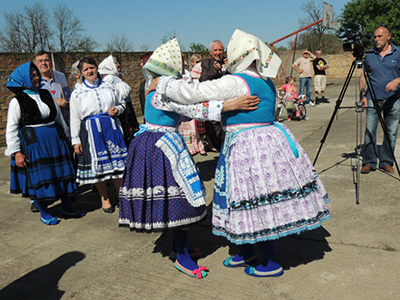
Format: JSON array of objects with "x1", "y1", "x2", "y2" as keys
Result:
[
  {"x1": 143, "y1": 38, "x2": 182, "y2": 78},
  {"x1": 227, "y1": 29, "x2": 281, "y2": 79},
  {"x1": 98, "y1": 55, "x2": 120, "y2": 76}
]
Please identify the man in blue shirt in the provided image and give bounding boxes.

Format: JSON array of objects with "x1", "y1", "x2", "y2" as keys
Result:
[
  {"x1": 361, "y1": 24, "x2": 400, "y2": 174},
  {"x1": 34, "y1": 50, "x2": 71, "y2": 127}
]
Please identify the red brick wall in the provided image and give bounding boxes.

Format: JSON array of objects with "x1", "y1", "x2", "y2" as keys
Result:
[
  {"x1": 0, "y1": 52, "x2": 148, "y2": 147},
  {"x1": 0, "y1": 51, "x2": 354, "y2": 147}
]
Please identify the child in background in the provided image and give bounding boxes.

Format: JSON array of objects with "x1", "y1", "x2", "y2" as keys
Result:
[{"x1": 278, "y1": 77, "x2": 300, "y2": 121}]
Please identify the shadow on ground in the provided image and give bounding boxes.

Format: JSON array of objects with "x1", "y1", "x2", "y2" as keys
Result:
[{"x1": 0, "y1": 251, "x2": 85, "y2": 300}]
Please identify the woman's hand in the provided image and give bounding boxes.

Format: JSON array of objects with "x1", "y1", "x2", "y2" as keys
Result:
[
  {"x1": 74, "y1": 144, "x2": 83, "y2": 155},
  {"x1": 108, "y1": 107, "x2": 119, "y2": 116},
  {"x1": 146, "y1": 77, "x2": 161, "y2": 97},
  {"x1": 222, "y1": 95, "x2": 260, "y2": 112},
  {"x1": 15, "y1": 151, "x2": 28, "y2": 168}
]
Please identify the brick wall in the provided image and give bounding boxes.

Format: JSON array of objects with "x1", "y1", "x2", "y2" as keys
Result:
[
  {"x1": 0, "y1": 52, "x2": 150, "y2": 147},
  {"x1": 0, "y1": 51, "x2": 355, "y2": 147}
]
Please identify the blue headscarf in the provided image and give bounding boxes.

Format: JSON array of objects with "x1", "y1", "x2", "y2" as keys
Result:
[{"x1": 7, "y1": 62, "x2": 41, "y2": 94}]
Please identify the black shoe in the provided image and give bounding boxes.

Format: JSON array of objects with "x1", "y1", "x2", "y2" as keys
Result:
[
  {"x1": 30, "y1": 202, "x2": 39, "y2": 213},
  {"x1": 320, "y1": 97, "x2": 330, "y2": 103},
  {"x1": 103, "y1": 206, "x2": 115, "y2": 214},
  {"x1": 62, "y1": 210, "x2": 85, "y2": 218}
]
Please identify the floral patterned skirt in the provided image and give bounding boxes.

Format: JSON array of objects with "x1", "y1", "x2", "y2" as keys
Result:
[
  {"x1": 212, "y1": 123, "x2": 331, "y2": 244},
  {"x1": 119, "y1": 131, "x2": 207, "y2": 231}
]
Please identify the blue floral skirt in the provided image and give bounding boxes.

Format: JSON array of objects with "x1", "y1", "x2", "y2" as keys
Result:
[{"x1": 119, "y1": 131, "x2": 207, "y2": 231}]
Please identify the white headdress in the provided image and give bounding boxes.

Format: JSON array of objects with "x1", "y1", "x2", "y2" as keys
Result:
[
  {"x1": 98, "y1": 55, "x2": 120, "y2": 76},
  {"x1": 143, "y1": 38, "x2": 182, "y2": 77},
  {"x1": 227, "y1": 29, "x2": 281, "y2": 79}
]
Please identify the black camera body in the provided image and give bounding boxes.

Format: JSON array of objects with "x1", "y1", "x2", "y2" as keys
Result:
[
  {"x1": 341, "y1": 31, "x2": 371, "y2": 59},
  {"x1": 216, "y1": 56, "x2": 226, "y2": 66}
]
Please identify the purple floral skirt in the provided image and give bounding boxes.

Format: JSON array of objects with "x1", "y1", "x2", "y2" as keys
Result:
[
  {"x1": 119, "y1": 131, "x2": 206, "y2": 231},
  {"x1": 212, "y1": 123, "x2": 331, "y2": 244}
]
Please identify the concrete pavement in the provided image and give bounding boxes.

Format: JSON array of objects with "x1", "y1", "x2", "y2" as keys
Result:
[{"x1": 0, "y1": 78, "x2": 399, "y2": 300}]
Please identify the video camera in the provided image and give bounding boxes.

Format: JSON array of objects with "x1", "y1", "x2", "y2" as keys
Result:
[{"x1": 340, "y1": 30, "x2": 371, "y2": 59}]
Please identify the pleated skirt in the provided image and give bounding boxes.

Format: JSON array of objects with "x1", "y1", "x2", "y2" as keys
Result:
[
  {"x1": 212, "y1": 123, "x2": 331, "y2": 244},
  {"x1": 10, "y1": 124, "x2": 77, "y2": 201}
]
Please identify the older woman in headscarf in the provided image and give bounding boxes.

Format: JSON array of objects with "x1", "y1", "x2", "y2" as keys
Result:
[
  {"x1": 70, "y1": 57, "x2": 127, "y2": 214},
  {"x1": 152, "y1": 29, "x2": 331, "y2": 277},
  {"x1": 5, "y1": 62, "x2": 83, "y2": 225},
  {"x1": 119, "y1": 38, "x2": 260, "y2": 279},
  {"x1": 98, "y1": 55, "x2": 140, "y2": 145},
  {"x1": 70, "y1": 60, "x2": 82, "y2": 91}
]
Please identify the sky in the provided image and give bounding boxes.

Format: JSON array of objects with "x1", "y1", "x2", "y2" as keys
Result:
[{"x1": 0, "y1": 0, "x2": 351, "y2": 51}]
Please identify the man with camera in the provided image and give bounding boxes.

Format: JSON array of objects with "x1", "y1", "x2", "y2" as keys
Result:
[
  {"x1": 199, "y1": 40, "x2": 229, "y2": 82},
  {"x1": 360, "y1": 24, "x2": 400, "y2": 174},
  {"x1": 199, "y1": 40, "x2": 229, "y2": 151}
]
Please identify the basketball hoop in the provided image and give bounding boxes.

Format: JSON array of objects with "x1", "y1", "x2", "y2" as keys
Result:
[{"x1": 323, "y1": 2, "x2": 340, "y2": 29}]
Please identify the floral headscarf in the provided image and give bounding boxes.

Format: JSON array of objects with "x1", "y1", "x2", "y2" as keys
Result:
[
  {"x1": 227, "y1": 29, "x2": 281, "y2": 79},
  {"x1": 143, "y1": 38, "x2": 182, "y2": 78}
]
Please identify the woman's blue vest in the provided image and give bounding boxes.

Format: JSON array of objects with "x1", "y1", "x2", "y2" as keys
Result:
[
  {"x1": 144, "y1": 91, "x2": 181, "y2": 127},
  {"x1": 222, "y1": 74, "x2": 276, "y2": 127}
]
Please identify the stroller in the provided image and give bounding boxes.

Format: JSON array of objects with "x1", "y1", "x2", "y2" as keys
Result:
[{"x1": 275, "y1": 91, "x2": 307, "y2": 121}]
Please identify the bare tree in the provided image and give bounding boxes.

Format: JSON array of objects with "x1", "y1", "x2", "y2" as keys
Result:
[
  {"x1": 161, "y1": 31, "x2": 177, "y2": 44},
  {"x1": 297, "y1": 0, "x2": 340, "y2": 52},
  {"x1": 70, "y1": 36, "x2": 99, "y2": 52},
  {"x1": 22, "y1": 2, "x2": 52, "y2": 52},
  {"x1": 0, "y1": 2, "x2": 98, "y2": 52},
  {"x1": 104, "y1": 33, "x2": 134, "y2": 52},
  {"x1": 1, "y1": 3, "x2": 52, "y2": 52},
  {"x1": 52, "y1": 4, "x2": 83, "y2": 52},
  {"x1": 1, "y1": 11, "x2": 25, "y2": 52},
  {"x1": 139, "y1": 43, "x2": 150, "y2": 51}
]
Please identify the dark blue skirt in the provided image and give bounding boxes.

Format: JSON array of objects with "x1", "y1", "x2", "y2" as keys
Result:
[
  {"x1": 119, "y1": 131, "x2": 206, "y2": 231},
  {"x1": 10, "y1": 124, "x2": 77, "y2": 201}
]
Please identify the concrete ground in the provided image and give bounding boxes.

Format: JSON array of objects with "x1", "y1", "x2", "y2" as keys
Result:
[{"x1": 0, "y1": 78, "x2": 399, "y2": 300}]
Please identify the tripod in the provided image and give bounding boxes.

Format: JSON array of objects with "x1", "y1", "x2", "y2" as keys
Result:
[{"x1": 313, "y1": 57, "x2": 400, "y2": 204}]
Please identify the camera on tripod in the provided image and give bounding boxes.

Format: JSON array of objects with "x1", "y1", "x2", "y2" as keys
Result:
[{"x1": 340, "y1": 30, "x2": 371, "y2": 59}]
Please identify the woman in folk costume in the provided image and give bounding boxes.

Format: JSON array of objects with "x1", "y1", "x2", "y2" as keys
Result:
[
  {"x1": 154, "y1": 29, "x2": 331, "y2": 277},
  {"x1": 70, "y1": 57, "x2": 128, "y2": 214},
  {"x1": 98, "y1": 55, "x2": 140, "y2": 145},
  {"x1": 5, "y1": 62, "x2": 83, "y2": 225},
  {"x1": 177, "y1": 54, "x2": 206, "y2": 155},
  {"x1": 119, "y1": 38, "x2": 260, "y2": 279}
]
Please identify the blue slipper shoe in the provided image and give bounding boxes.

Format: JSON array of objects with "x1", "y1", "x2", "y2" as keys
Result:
[
  {"x1": 174, "y1": 261, "x2": 208, "y2": 279},
  {"x1": 223, "y1": 255, "x2": 258, "y2": 268},
  {"x1": 40, "y1": 216, "x2": 59, "y2": 225},
  {"x1": 244, "y1": 265, "x2": 284, "y2": 277}
]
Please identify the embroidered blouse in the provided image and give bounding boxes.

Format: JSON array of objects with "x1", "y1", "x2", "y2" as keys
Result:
[
  {"x1": 69, "y1": 78, "x2": 124, "y2": 145},
  {"x1": 156, "y1": 68, "x2": 272, "y2": 132}
]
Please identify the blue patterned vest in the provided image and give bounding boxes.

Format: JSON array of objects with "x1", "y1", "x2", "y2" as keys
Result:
[
  {"x1": 222, "y1": 73, "x2": 276, "y2": 127},
  {"x1": 145, "y1": 91, "x2": 181, "y2": 127}
]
